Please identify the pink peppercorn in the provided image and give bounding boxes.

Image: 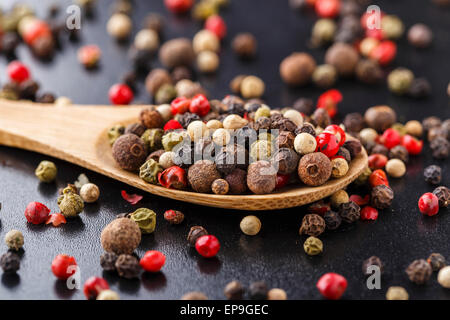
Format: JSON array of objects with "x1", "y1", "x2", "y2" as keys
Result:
[
  {"x1": 381, "y1": 128, "x2": 401, "y2": 149},
  {"x1": 205, "y1": 15, "x2": 227, "y2": 39},
  {"x1": 195, "y1": 235, "x2": 220, "y2": 258},
  {"x1": 25, "y1": 201, "x2": 50, "y2": 224},
  {"x1": 360, "y1": 206, "x2": 379, "y2": 221},
  {"x1": 109, "y1": 84, "x2": 134, "y2": 105},
  {"x1": 316, "y1": 272, "x2": 347, "y2": 300},
  {"x1": 418, "y1": 193, "x2": 439, "y2": 216}
]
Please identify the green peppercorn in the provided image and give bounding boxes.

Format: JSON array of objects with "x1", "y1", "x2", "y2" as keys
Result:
[
  {"x1": 139, "y1": 159, "x2": 163, "y2": 184},
  {"x1": 162, "y1": 131, "x2": 184, "y2": 151},
  {"x1": 387, "y1": 68, "x2": 414, "y2": 95},
  {"x1": 354, "y1": 166, "x2": 372, "y2": 186},
  {"x1": 391, "y1": 123, "x2": 407, "y2": 136},
  {"x1": 4, "y1": 229, "x2": 24, "y2": 251},
  {"x1": 108, "y1": 124, "x2": 125, "y2": 146},
  {"x1": 58, "y1": 187, "x2": 84, "y2": 218},
  {"x1": 192, "y1": 1, "x2": 218, "y2": 20},
  {"x1": 141, "y1": 128, "x2": 164, "y2": 152},
  {"x1": 35, "y1": 160, "x2": 57, "y2": 183},
  {"x1": 155, "y1": 84, "x2": 177, "y2": 104},
  {"x1": 381, "y1": 15, "x2": 404, "y2": 40},
  {"x1": 303, "y1": 236, "x2": 323, "y2": 256},
  {"x1": 311, "y1": 19, "x2": 336, "y2": 46},
  {"x1": 250, "y1": 140, "x2": 272, "y2": 161},
  {"x1": 254, "y1": 105, "x2": 271, "y2": 121},
  {"x1": 312, "y1": 64, "x2": 337, "y2": 88},
  {"x1": 130, "y1": 208, "x2": 156, "y2": 234}
]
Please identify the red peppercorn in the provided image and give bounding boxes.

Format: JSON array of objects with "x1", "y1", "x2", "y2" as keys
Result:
[
  {"x1": 51, "y1": 254, "x2": 77, "y2": 280},
  {"x1": 189, "y1": 94, "x2": 211, "y2": 117},
  {"x1": 369, "y1": 40, "x2": 397, "y2": 66},
  {"x1": 402, "y1": 135, "x2": 423, "y2": 155},
  {"x1": 368, "y1": 154, "x2": 388, "y2": 170},
  {"x1": 316, "y1": 272, "x2": 347, "y2": 300},
  {"x1": 46, "y1": 213, "x2": 67, "y2": 227},
  {"x1": 83, "y1": 276, "x2": 109, "y2": 300},
  {"x1": 380, "y1": 128, "x2": 401, "y2": 149},
  {"x1": 349, "y1": 194, "x2": 370, "y2": 206},
  {"x1": 324, "y1": 125, "x2": 346, "y2": 147},
  {"x1": 360, "y1": 206, "x2": 378, "y2": 220},
  {"x1": 158, "y1": 166, "x2": 187, "y2": 189},
  {"x1": 109, "y1": 83, "x2": 134, "y2": 105},
  {"x1": 418, "y1": 193, "x2": 439, "y2": 216},
  {"x1": 275, "y1": 173, "x2": 290, "y2": 189},
  {"x1": 7, "y1": 61, "x2": 30, "y2": 83},
  {"x1": 317, "y1": 89, "x2": 342, "y2": 118},
  {"x1": 205, "y1": 15, "x2": 227, "y2": 39},
  {"x1": 365, "y1": 28, "x2": 384, "y2": 40},
  {"x1": 316, "y1": 132, "x2": 340, "y2": 157},
  {"x1": 22, "y1": 20, "x2": 52, "y2": 45},
  {"x1": 360, "y1": 10, "x2": 385, "y2": 30},
  {"x1": 164, "y1": 0, "x2": 193, "y2": 14},
  {"x1": 77, "y1": 45, "x2": 101, "y2": 68},
  {"x1": 140, "y1": 250, "x2": 166, "y2": 272},
  {"x1": 164, "y1": 119, "x2": 183, "y2": 131},
  {"x1": 195, "y1": 235, "x2": 220, "y2": 258},
  {"x1": 315, "y1": 0, "x2": 340, "y2": 18},
  {"x1": 170, "y1": 97, "x2": 191, "y2": 115},
  {"x1": 25, "y1": 201, "x2": 50, "y2": 224},
  {"x1": 369, "y1": 169, "x2": 389, "y2": 188}
]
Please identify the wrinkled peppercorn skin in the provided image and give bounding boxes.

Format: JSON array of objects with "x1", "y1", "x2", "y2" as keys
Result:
[
  {"x1": 324, "y1": 210, "x2": 342, "y2": 230},
  {"x1": 406, "y1": 259, "x2": 432, "y2": 285},
  {"x1": 362, "y1": 256, "x2": 384, "y2": 276},
  {"x1": 338, "y1": 201, "x2": 361, "y2": 223},
  {"x1": 299, "y1": 214, "x2": 326, "y2": 237},
  {"x1": 115, "y1": 254, "x2": 141, "y2": 279},
  {"x1": 371, "y1": 185, "x2": 394, "y2": 209}
]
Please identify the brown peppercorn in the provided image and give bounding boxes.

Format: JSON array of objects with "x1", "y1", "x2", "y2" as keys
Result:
[
  {"x1": 145, "y1": 68, "x2": 172, "y2": 95},
  {"x1": 188, "y1": 160, "x2": 221, "y2": 193},
  {"x1": 271, "y1": 148, "x2": 300, "y2": 175},
  {"x1": 275, "y1": 131, "x2": 296, "y2": 149},
  {"x1": 159, "y1": 38, "x2": 195, "y2": 68},
  {"x1": 311, "y1": 108, "x2": 331, "y2": 128},
  {"x1": 296, "y1": 122, "x2": 316, "y2": 137},
  {"x1": 338, "y1": 201, "x2": 360, "y2": 223},
  {"x1": 225, "y1": 168, "x2": 248, "y2": 194},
  {"x1": 299, "y1": 214, "x2": 326, "y2": 237},
  {"x1": 336, "y1": 147, "x2": 351, "y2": 163},
  {"x1": 430, "y1": 137, "x2": 449, "y2": 159},
  {"x1": 140, "y1": 108, "x2": 164, "y2": 129},
  {"x1": 144, "y1": 13, "x2": 164, "y2": 33},
  {"x1": 293, "y1": 98, "x2": 314, "y2": 115},
  {"x1": 147, "y1": 149, "x2": 165, "y2": 163},
  {"x1": 112, "y1": 134, "x2": 147, "y2": 172},
  {"x1": 422, "y1": 116, "x2": 441, "y2": 132},
  {"x1": 212, "y1": 178, "x2": 229, "y2": 195},
  {"x1": 389, "y1": 145, "x2": 409, "y2": 163},
  {"x1": 187, "y1": 226, "x2": 208, "y2": 247},
  {"x1": 232, "y1": 33, "x2": 257, "y2": 58},
  {"x1": 249, "y1": 281, "x2": 268, "y2": 300},
  {"x1": 181, "y1": 292, "x2": 208, "y2": 300},
  {"x1": 224, "y1": 280, "x2": 245, "y2": 300},
  {"x1": 343, "y1": 113, "x2": 365, "y2": 133},
  {"x1": 171, "y1": 66, "x2": 192, "y2": 83},
  {"x1": 427, "y1": 253, "x2": 446, "y2": 271},
  {"x1": 101, "y1": 218, "x2": 141, "y2": 255},
  {"x1": 230, "y1": 74, "x2": 247, "y2": 94},
  {"x1": 433, "y1": 186, "x2": 450, "y2": 208},
  {"x1": 270, "y1": 117, "x2": 297, "y2": 133},
  {"x1": 408, "y1": 78, "x2": 431, "y2": 99},
  {"x1": 364, "y1": 105, "x2": 397, "y2": 132},
  {"x1": 125, "y1": 122, "x2": 146, "y2": 137},
  {"x1": 100, "y1": 252, "x2": 118, "y2": 272},
  {"x1": 406, "y1": 259, "x2": 432, "y2": 284},
  {"x1": 323, "y1": 210, "x2": 342, "y2": 230},
  {"x1": 362, "y1": 256, "x2": 384, "y2": 276},
  {"x1": 280, "y1": 52, "x2": 316, "y2": 86},
  {"x1": 370, "y1": 144, "x2": 389, "y2": 157},
  {"x1": 298, "y1": 152, "x2": 332, "y2": 187},
  {"x1": 325, "y1": 42, "x2": 359, "y2": 77},
  {"x1": 428, "y1": 126, "x2": 447, "y2": 142},
  {"x1": 371, "y1": 185, "x2": 394, "y2": 209},
  {"x1": 355, "y1": 59, "x2": 383, "y2": 84},
  {"x1": 331, "y1": 157, "x2": 349, "y2": 178},
  {"x1": 408, "y1": 23, "x2": 433, "y2": 48},
  {"x1": 215, "y1": 144, "x2": 249, "y2": 175},
  {"x1": 115, "y1": 254, "x2": 141, "y2": 279},
  {"x1": 247, "y1": 161, "x2": 277, "y2": 194},
  {"x1": 424, "y1": 165, "x2": 442, "y2": 185}
]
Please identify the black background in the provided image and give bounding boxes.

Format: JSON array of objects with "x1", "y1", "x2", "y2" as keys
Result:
[{"x1": 0, "y1": 0, "x2": 449, "y2": 300}]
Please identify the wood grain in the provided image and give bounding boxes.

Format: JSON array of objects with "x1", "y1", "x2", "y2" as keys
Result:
[{"x1": 0, "y1": 99, "x2": 368, "y2": 211}]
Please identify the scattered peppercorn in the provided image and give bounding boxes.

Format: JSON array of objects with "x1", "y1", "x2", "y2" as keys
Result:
[
  {"x1": 181, "y1": 291, "x2": 208, "y2": 300},
  {"x1": 338, "y1": 201, "x2": 361, "y2": 223},
  {"x1": 427, "y1": 253, "x2": 446, "y2": 271},
  {"x1": 35, "y1": 160, "x2": 57, "y2": 183},
  {"x1": 232, "y1": 33, "x2": 257, "y2": 58},
  {"x1": 438, "y1": 266, "x2": 450, "y2": 289},
  {"x1": 303, "y1": 236, "x2": 323, "y2": 256},
  {"x1": 406, "y1": 259, "x2": 432, "y2": 285},
  {"x1": 101, "y1": 218, "x2": 141, "y2": 255},
  {"x1": 408, "y1": 23, "x2": 433, "y2": 48},
  {"x1": 0, "y1": 252, "x2": 20, "y2": 273},
  {"x1": 386, "y1": 286, "x2": 409, "y2": 300},
  {"x1": 240, "y1": 215, "x2": 262, "y2": 236},
  {"x1": 299, "y1": 214, "x2": 326, "y2": 237},
  {"x1": 164, "y1": 209, "x2": 185, "y2": 224},
  {"x1": 4, "y1": 230, "x2": 24, "y2": 251},
  {"x1": 79, "y1": 183, "x2": 100, "y2": 203},
  {"x1": 100, "y1": 252, "x2": 118, "y2": 272},
  {"x1": 187, "y1": 226, "x2": 208, "y2": 247},
  {"x1": 280, "y1": 52, "x2": 316, "y2": 86},
  {"x1": 362, "y1": 256, "x2": 384, "y2": 276},
  {"x1": 130, "y1": 208, "x2": 157, "y2": 234},
  {"x1": 371, "y1": 185, "x2": 394, "y2": 210},
  {"x1": 432, "y1": 186, "x2": 449, "y2": 208},
  {"x1": 424, "y1": 165, "x2": 442, "y2": 184},
  {"x1": 298, "y1": 152, "x2": 332, "y2": 186},
  {"x1": 115, "y1": 254, "x2": 141, "y2": 279},
  {"x1": 323, "y1": 210, "x2": 342, "y2": 230},
  {"x1": 224, "y1": 280, "x2": 245, "y2": 300},
  {"x1": 249, "y1": 281, "x2": 268, "y2": 300}
]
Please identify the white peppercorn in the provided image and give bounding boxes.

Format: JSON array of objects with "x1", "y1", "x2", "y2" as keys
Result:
[
  {"x1": 385, "y1": 159, "x2": 406, "y2": 178},
  {"x1": 267, "y1": 288, "x2": 287, "y2": 300},
  {"x1": 193, "y1": 29, "x2": 220, "y2": 53},
  {"x1": 197, "y1": 50, "x2": 219, "y2": 73},
  {"x1": 107, "y1": 13, "x2": 132, "y2": 40},
  {"x1": 240, "y1": 215, "x2": 262, "y2": 236},
  {"x1": 386, "y1": 286, "x2": 409, "y2": 300},
  {"x1": 156, "y1": 104, "x2": 173, "y2": 122},
  {"x1": 79, "y1": 183, "x2": 100, "y2": 203},
  {"x1": 283, "y1": 109, "x2": 303, "y2": 127},
  {"x1": 4, "y1": 230, "x2": 24, "y2": 251},
  {"x1": 134, "y1": 29, "x2": 159, "y2": 51},
  {"x1": 212, "y1": 128, "x2": 231, "y2": 146},
  {"x1": 206, "y1": 119, "x2": 223, "y2": 130},
  {"x1": 240, "y1": 76, "x2": 265, "y2": 99},
  {"x1": 294, "y1": 133, "x2": 317, "y2": 155},
  {"x1": 187, "y1": 120, "x2": 208, "y2": 141},
  {"x1": 437, "y1": 266, "x2": 450, "y2": 289},
  {"x1": 359, "y1": 128, "x2": 378, "y2": 144},
  {"x1": 223, "y1": 114, "x2": 248, "y2": 129},
  {"x1": 159, "y1": 151, "x2": 176, "y2": 169},
  {"x1": 97, "y1": 289, "x2": 120, "y2": 300},
  {"x1": 331, "y1": 157, "x2": 349, "y2": 178}
]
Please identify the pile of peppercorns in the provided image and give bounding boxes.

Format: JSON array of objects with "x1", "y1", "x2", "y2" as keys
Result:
[{"x1": 285, "y1": 0, "x2": 437, "y2": 98}]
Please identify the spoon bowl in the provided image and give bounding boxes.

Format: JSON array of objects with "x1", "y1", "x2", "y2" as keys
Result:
[{"x1": 0, "y1": 99, "x2": 368, "y2": 211}]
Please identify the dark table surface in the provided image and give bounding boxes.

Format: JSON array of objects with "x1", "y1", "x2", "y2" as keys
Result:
[{"x1": 0, "y1": 0, "x2": 449, "y2": 300}]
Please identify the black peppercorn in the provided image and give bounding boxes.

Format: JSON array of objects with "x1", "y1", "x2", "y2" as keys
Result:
[
  {"x1": 172, "y1": 66, "x2": 192, "y2": 83},
  {"x1": 275, "y1": 131, "x2": 296, "y2": 149},
  {"x1": 270, "y1": 117, "x2": 297, "y2": 132},
  {"x1": 224, "y1": 280, "x2": 245, "y2": 300},
  {"x1": 371, "y1": 185, "x2": 394, "y2": 209},
  {"x1": 343, "y1": 140, "x2": 362, "y2": 158},
  {"x1": 253, "y1": 116, "x2": 272, "y2": 131},
  {"x1": 125, "y1": 122, "x2": 147, "y2": 137},
  {"x1": 215, "y1": 144, "x2": 249, "y2": 175},
  {"x1": 424, "y1": 165, "x2": 442, "y2": 185},
  {"x1": 299, "y1": 214, "x2": 326, "y2": 236},
  {"x1": 311, "y1": 108, "x2": 331, "y2": 128},
  {"x1": 422, "y1": 116, "x2": 441, "y2": 132},
  {"x1": 271, "y1": 148, "x2": 300, "y2": 175},
  {"x1": 389, "y1": 145, "x2": 409, "y2": 163},
  {"x1": 370, "y1": 144, "x2": 389, "y2": 157},
  {"x1": 130, "y1": 49, "x2": 152, "y2": 73},
  {"x1": 187, "y1": 226, "x2": 208, "y2": 247},
  {"x1": 292, "y1": 98, "x2": 314, "y2": 115},
  {"x1": 36, "y1": 93, "x2": 56, "y2": 103},
  {"x1": 427, "y1": 253, "x2": 446, "y2": 271},
  {"x1": 343, "y1": 113, "x2": 365, "y2": 133},
  {"x1": 362, "y1": 256, "x2": 384, "y2": 276},
  {"x1": 408, "y1": 78, "x2": 431, "y2": 99},
  {"x1": 100, "y1": 252, "x2": 118, "y2": 272},
  {"x1": 175, "y1": 112, "x2": 201, "y2": 129},
  {"x1": 433, "y1": 186, "x2": 450, "y2": 208},
  {"x1": 225, "y1": 168, "x2": 248, "y2": 194},
  {"x1": 336, "y1": 147, "x2": 351, "y2": 163},
  {"x1": 122, "y1": 71, "x2": 137, "y2": 92},
  {"x1": 249, "y1": 281, "x2": 268, "y2": 300},
  {"x1": 1, "y1": 32, "x2": 20, "y2": 56},
  {"x1": 406, "y1": 259, "x2": 432, "y2": 285},
  {"x1": 0, "y1": 252, "x2": 20, "y2": 273},
  {"x1": 430, "y1": 137, "x2": 449, "y2": 159},
  {"x1": 323, "y1": 210, "x2": 342, "y2": 230},
  {"x1": 19, "y1": 80, "x2": 40, "y2": 100},
  {"x1": 295, "y1": 122, "x2": 316, "y2": 137},
  {"x1": 338, "y1": 201, "x2": 360, "y2": 223},
  {"x1": 115, "y1": 254, "x2": 141, "y2": 279},
  {"x1": 355, "y1": 59, "x2": 383, "y2": 84}
]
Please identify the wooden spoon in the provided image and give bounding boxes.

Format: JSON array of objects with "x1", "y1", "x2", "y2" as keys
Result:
[{"x1": 0, "y1": 99, "x2": 367, "y2": 211}]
